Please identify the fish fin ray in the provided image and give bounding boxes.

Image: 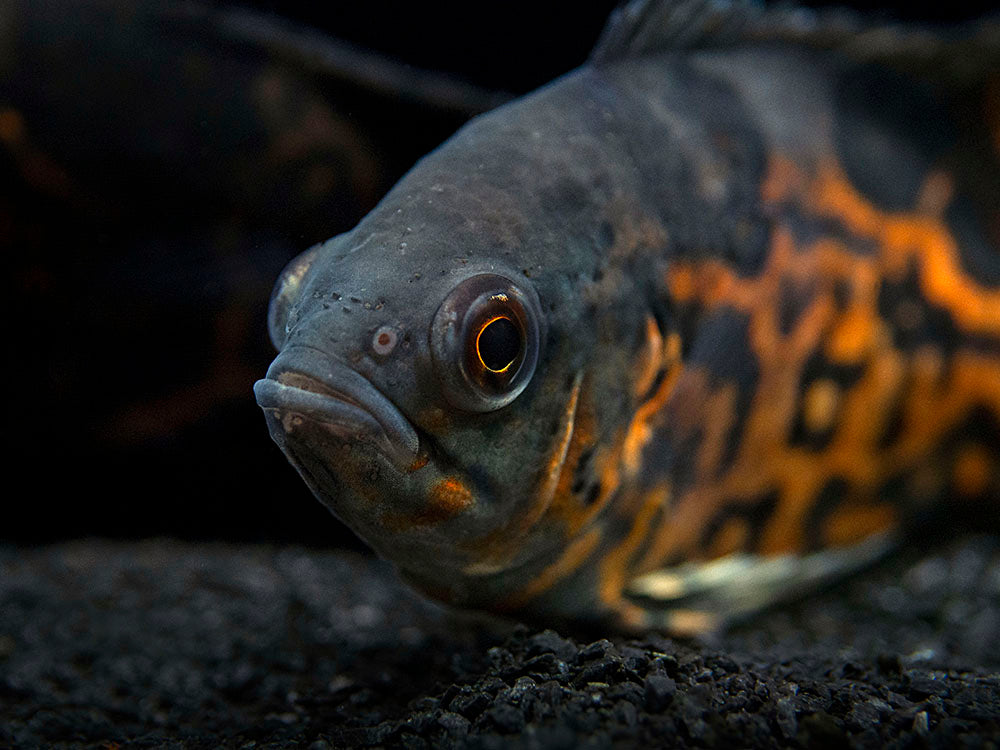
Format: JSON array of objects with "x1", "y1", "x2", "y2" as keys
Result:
[
  {"x1": 591, "y1": 0, "x2": 1000, "y2": 88},
  {"x1": 618, "y1": 531, "x2": 898, "y2": 634}
]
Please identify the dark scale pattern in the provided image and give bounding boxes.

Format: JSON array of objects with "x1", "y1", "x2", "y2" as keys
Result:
[
  {"x1": 699, "y1": 491, "x2": 780, "y2": 554},
  {"x1": 686, "y1": 309, "x2": 761, "y2": 475},
  {"x1": 1, "y1": 537, "x2": 998, "y2": 748},
  {"x1": 833, "y1": 64, "x2": 955, "y2": 214},
  {"x1": 877, "y1": 262, "x2": 970, "y2": 356},
  {"x1": 803, "y1": 477, "x2": 852, "y2": 550},
  {"x1": 947, "y1": 195, "x2": 1000, "y2": 288}
]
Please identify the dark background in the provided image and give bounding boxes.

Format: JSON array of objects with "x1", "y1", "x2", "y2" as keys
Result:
[{"x1": 4, "y1": 0, "x2": 993, "y2": 545}]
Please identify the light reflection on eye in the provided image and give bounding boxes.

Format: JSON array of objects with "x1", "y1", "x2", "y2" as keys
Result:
[{"x1": 475, "y1": 316, "x2": 522, "y2": 373}]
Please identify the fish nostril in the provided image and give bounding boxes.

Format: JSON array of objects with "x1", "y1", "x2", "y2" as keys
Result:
[{"x1": 372, "y1": 326, "x2": 398, "y2": 356}]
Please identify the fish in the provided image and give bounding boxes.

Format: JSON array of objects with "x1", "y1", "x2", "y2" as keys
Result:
[{"x1": 255, "y1": 0, "x2": 1000, "y2": 633}]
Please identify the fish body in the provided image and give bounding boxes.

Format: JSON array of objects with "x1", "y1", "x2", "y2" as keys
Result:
[{"x1": 256, "y1": 1, "x2": 1000, "y2": 631}]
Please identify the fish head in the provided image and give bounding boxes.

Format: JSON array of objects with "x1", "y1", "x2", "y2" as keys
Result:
[{"x1": 254, "y1": 85, "x2": 661, "y2": 605}]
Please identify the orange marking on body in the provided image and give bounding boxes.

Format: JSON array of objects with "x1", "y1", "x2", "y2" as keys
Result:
[
  {"x1": 598, "y1": 484, "x2": 668, "y2": 609},
  {"x1": 706, "y1": 517, "x2": 750, "y2": 559},
  {"x1": 660, "y1": 258, "x2": 843, "y2": 558},
  {"x1": 809, "y1": 157, "x2": 882, "y2": 236},
  {"x1": 632, "y1": 315, "x2": 664, "y2": 398},
  {"x1": 623, "y1": 360, "x2": 682, "y2": 477},
  {"x1": 811, "y1": 159, "x2": 1000, "y2": 337},
  {"x1": 664, "y1": 331, "x2": 682, "y2": 362},
  {"x1": 896, "y1": 351, "x2": 1000, "y2": 478},
  {"x1": 623, "y1": 327, "x2": 684, "y2": 478},
  {"x1": 822, "y1": 503, "x2": 897, "y2": 548},
  {"x1": 547, "y1": 381, "x2": 613, "y2": 536},
  {"x1": 547, "y1": 426, "x2": 628, "y2": 538},
  {"x1": 827, "y1": 306, "x2": 883, "y2": 363},
  {"x1": 953, "y1": 443, "x2": 993, "y2": 498},
  {"x1": 667, "y1": 264, "x2": 696, "y2": 303},
  {"x1": 639, "y1": 152, "x2": 1000, "y2": 573},
  {"x1": 577, "y1": 149, "x2": 1000, "y2": 616},
  {"x1": 667, "y1": 258, "x2": 740, "y2": 310},
  {"x1": 498, "y1": 528, "x2": 601, "y2": 611}
]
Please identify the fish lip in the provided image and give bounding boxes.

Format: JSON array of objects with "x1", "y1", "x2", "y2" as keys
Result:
[{"x1": 253, "y1": 347, "x2": 420, "y2": 472}]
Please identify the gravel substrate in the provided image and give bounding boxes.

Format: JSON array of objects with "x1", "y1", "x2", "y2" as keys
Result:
[{"x1": 1, "y1": 535, "x2": 998, "y2": 748}]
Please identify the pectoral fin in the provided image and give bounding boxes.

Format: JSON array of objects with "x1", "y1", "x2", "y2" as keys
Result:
[{"x1": 619, "y1": 532, "x2": 898, "y2": 635}]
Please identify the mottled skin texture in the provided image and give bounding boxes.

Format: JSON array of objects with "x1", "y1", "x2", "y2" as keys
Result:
[{"x1": 259, "y1": 43, "x2": 1000, "y2": 630}]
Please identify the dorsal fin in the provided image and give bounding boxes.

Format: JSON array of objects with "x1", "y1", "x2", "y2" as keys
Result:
[
  {"x1": 590, "y1": 0, "x2": 770, "y2": 63},
  {"x1": 591, "y1": 0, "x2": 1000, "y2": 87}
]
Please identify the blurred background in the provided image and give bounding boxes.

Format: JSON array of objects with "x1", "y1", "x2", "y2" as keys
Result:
[{"x1": 3, "y1": 0, "x2": 993, "y2": 546}]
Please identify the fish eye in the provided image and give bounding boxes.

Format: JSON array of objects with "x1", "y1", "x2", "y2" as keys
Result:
[
  {"x1": 430, "y1": 274, "x2": 542, "y2": 412},
  {"x1": 476, "y1": 316, "x2": 520, "y2": 372}
]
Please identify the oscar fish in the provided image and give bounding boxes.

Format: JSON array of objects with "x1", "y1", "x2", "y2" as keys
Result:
[{"x1": 254, "y1": 0, "x2": 1000, "y2": 633}]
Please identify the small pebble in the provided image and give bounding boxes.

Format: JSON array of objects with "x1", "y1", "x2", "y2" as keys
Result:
[{"x1": 644, "y1": 674, "x2": 677, "y2": 712}]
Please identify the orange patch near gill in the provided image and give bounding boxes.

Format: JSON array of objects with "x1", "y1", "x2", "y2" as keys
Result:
[
  {"x1": 429, "y1": 477, "x2": 474, "y2": 517},
  {"x1": 640, "y1": 153, "x2": 1000, "y2": 571},
  {"x1": 385, "y1": 476, "x2": 474, "y2": 531}
]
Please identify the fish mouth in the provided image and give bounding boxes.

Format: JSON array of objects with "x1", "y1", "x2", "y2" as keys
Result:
[{"x1": 253, "y1": 346, "x2": 420, "y2": 472}]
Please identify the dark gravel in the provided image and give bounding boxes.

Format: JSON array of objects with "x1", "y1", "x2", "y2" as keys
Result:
[{"x1": 1, "y1": 534, "x2": 998, "y2": 748}]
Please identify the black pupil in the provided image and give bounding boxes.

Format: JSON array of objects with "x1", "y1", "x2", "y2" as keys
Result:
[{"x1": 478, "y1": 317, "x2": 521, "y2": 372}]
